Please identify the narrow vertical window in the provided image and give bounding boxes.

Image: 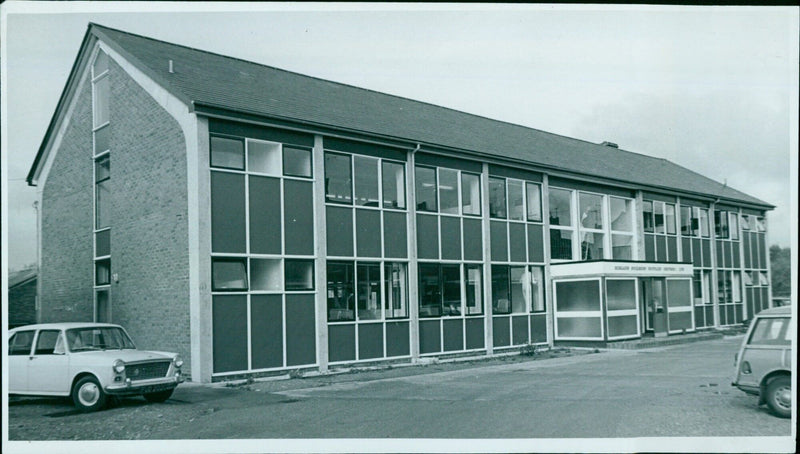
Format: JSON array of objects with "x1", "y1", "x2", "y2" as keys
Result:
[
  {"x1": 510, "y1": 266, "x2": 527, "y2": 313},
  {"x1": 419, "y1": 264, "x2": 441, "y2": 317},
  {"x1": 93, "y1": 76, "x2": 110, "y2": 128},
  {"x1": 653, "y1": 202, "x2": 665, "y2": 234},
  {"x1": 729, "y1": 213, "x2": 739, "y2": 240},
  {"x1": 95, "y1": 259, "x2": 111, "y2": 286},
  {"x1": 384, "y1": 263, "x2": 408, "y2": 318},
  {"x1": 526, "y1": 183, "x2": 542, "y2": 222},
  {"x1": 356, "y1": 263, "x2": 381, "y2": 320},
  {"x1": 283, "y1": 146, "x2": 312, "y2": 178},
  {"x1": 642, "y1": 200, "x2": 654, "y2": 233},
  {"x1": 325, "y1": 152, "x2": 352, "y2": 204},
  {"x1": 715, "y1": 210, "x2": 729, "y2": 239},
  {"x1": 442, "y1": 265, "x2": 461, "y2": 316},
  {"x1": 327, "y1": 262, "x2": 355, "y2": 321},
  {"x1": 438, "y1": 168, "x2": 460, "y2": 215},
  {"x1": 529, "y1": 267, "x2": 545, "y2": 313},
  {"x1": 461, "y1": 173, "x2": 481, "y2": 216},
  {"x1": 415, "y1": 166, "x2": 437, "y2": 212},
  {"x1": 353, "y1": 155, "x2": 379, "y2": 207},
  {"x1": 549, "y1": 188, "x2": 573, "y2": 227},
  {"x1": 507, "y1": 180, "x2": 524, "y2": 221},
  {"x1": 489, "y1": 177, "x2": 507, "y2": 219},
  {"x1": 680, "y1": 206, "x2": 692, "y2": 235},
  {"x1": 665, "y1": 203, "x2": 676, "y2": 234},
  {"x1": 699, "y1": 208, "x2": 710, "y2": 237},
  {"x1": 465, "y1": 264, "x2": 483, "y2": 315},
  {"x1": 491, "y1": 265, "x2": 510, "y2": 314},
  {"x1": 381, "y1": 161, "x2": 406, "y2": 209},
  {"x1": 94, "y1": 156, "x2": 110, "y2": 230}
]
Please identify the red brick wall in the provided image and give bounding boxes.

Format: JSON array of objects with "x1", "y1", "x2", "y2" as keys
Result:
[{"x1": 40, "y1": 54, "x2": 191, "y2": 371}]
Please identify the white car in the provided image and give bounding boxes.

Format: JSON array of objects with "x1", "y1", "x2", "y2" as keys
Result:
[{"x1": 8, "y1": 322, "x2": 184, "y2": 412}]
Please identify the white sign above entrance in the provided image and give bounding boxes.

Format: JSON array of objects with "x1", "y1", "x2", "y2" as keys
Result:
[{"x1": 550, "y1": 261, "x2": 693, "y2": 278}]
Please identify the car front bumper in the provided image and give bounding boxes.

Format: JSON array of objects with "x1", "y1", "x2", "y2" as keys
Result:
[{"x1": 105, "y1": 375, "x2": 184, "y2": 396}]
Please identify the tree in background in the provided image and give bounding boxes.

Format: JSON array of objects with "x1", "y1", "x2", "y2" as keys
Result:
[{"x1": 769, "y1": 245, "x2": 790, "y2": 297}]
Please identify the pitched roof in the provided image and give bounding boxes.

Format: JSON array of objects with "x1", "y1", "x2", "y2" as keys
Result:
[{"x1": 31, "y1": 23, "x2": 772, "y2": 209}]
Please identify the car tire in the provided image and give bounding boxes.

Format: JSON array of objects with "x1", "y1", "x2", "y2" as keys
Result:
[
  {"x1": 765, "y1": 376, "x2": 791, "y2": 419},
  {"x1": 72, "y1": 376, "x2": 107, "y2": 412},
  {"x1": 143, "y1": 389, "x2": 174, "y2": 403}
]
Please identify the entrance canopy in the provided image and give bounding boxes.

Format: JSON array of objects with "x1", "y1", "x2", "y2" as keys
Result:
[{"x1": 550, "y1": 261, "x2": 694, "y2": 342}]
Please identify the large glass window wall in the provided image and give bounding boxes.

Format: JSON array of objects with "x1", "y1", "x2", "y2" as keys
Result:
[
  {"x1": 324, "y1": 148, "x2": 410, "y2": 363},
  {"x1": 642, "y1": 199, "x2": 678, "y2": 263},
  {"x1": 490, "y1": 176, "x2": 547, "y2": 348},
  {"x1": 210, "y1": 130, "x2": 317, "y2": 376},
  {"x1": 549, "y1": 187, "x2": 635, "y2": 262}
]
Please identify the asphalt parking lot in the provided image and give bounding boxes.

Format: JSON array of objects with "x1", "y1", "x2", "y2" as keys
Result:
[{"x1": 6, "y1": 336, "x2": 794, "y2": 448}]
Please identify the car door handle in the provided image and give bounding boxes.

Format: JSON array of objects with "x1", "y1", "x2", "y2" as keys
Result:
[{"x1": 28, "y1": 356, "x2": 37, "y2": 360}]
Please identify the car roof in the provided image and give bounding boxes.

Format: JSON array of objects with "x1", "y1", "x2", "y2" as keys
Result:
[
  {"x1": 9, "y1": 322, "x2": 122, "y2": 334},
  {"x1": 756, "y1": 306, "x2": 793, "y2": 317}
]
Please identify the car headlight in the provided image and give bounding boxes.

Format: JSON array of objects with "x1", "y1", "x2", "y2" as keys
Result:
[
  {"x1": 174, "y1": 355, "x2": 183, "y2": 368},
  {"x1": 113, "y1": 359, "x2": 126, "y2": 374}
]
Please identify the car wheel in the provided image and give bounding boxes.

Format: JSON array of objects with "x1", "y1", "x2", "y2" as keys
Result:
[
  {"x1": 72, "y1": 376, "x2": 107, "y2": 412},
  {"x1": 143, "y1": 389, "x2": 174, "y2": 403},
  {"x1": 765, "y1": 376, "x2": 791, "y2": 419}
]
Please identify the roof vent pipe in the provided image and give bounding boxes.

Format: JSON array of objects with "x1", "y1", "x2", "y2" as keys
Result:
[
  {"x1": 600, "y1": 141, "x2": 618, "y2": 148},
  {"x1": 168, "y1": 59, "x2": 174, "y2": 73}
]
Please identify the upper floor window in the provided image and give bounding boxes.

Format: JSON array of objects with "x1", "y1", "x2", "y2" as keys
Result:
[
  {"x1": 642, "y1": 201, "x2": 654, "y2": 233},
  {"x1": 94, "y1": 155, "x2": 110, "y2": 229},
  {"x1": 489, "y1": 177, "x2": 507, "y2": 219},
  {"x1": 665, "y1": 204, "x2": 676, "y2": 234},
  {"x1": 461, "y1": 173, "x2": 481, "y2": 216},
  {"x1": 679, "y1": 205, "x2": 692, "y2": 235},
  {"x1": 579, "y1": 193, "x2": 604, "y2": 230},
  {"x1": 729, "y1": 212, "x2": 739, "y2": 240},
  {"x1": 211, "y1": 136, "x2": 245, "y2": 170},
  {"x1": 438, "y1": 169, "x2": 459, "y2": 215},
  {"x1": 415, "y1": 166, "x2": 437, "y2": 212},
  {"x1": 526, "y1": 183, "x2": 542, "y2": 222},
  {"x1": 382, "y1": 161, "x2": 406, "y2": 209},
  {"x1": 549, "y1": 188, "x2": 573, "y2": 227},
  {"x1": 755, "y1": 216, "x2": 766, "y2": 232},
  {"x1": 610, "y1": 197, "x2": 633, "y2": 232},
  {"x1": 697, "y1": 208, "x2": 710, "y2": 237},
  {"x1": 325, "y1": 152, "x2": 352, "y2": 204},
  {"x1": 354, "y1": 156, "x2": 380, "y2": 207},
  {"x1": 714, "y1": 210, "x2": 729, "y2": 239}
]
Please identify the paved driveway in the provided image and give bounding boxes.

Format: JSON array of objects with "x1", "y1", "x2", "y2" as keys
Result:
[{"x1": 7, "y1": 336, "x2": 794, "y2": 450}]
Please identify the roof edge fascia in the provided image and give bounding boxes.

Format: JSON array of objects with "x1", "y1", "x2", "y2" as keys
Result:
[
  {"x1": 26, "y1": 27, "x2": 97, "y2": 186},
  {"x1": 193, "y1": 101, "x2": 775, "y2": 211}
]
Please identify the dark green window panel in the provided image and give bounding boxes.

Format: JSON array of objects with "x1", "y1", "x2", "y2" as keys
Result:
[
  {"x1": 705, "y1": 306, "x2": 714, "y2": 326},
  {"x1": 442, "y1": 319, "x2": 464, "y2": 352},
  {"x1": 667, "y1": 237, "x2": 678, "y2": 262},
  {"x1": 742, "y1": 234, "x2": 752, "y2": 268},
  {"x1": 509, "y1": 223, "x2": 526, "y2": 263},
  {"x1": 465, "y1": 317, "x2": 485, "y2": 350},
  {"x1": 211, "y1": 172, "x2": 246, "y2": 253},
  {"x1": 212, "y1": 295, "x2": 248, "y2": 373},
  {"x1": 440, "y1": 216, "x2": 462, "y2": 260},
  {"x1": 531, "y1": 314, "x2": 548, "y2": 343},
  {"x1": 681, "y1": 238, "x2": 692, "y2": 264},
  {"x1": 644, "y1": 234, "x2": 656, "y2": 262},
  {"x1": 512, "y1": 315, "x2": 528, "y2": 345},
  {"x1": 462, "y1": 218, "x2": 483, "y2": 261},
  {"x1": 716, "y1": 240, "x2": 725, "y2": 268},
  {"x1": 326, "y1": 206, "x2": 353, "y2": 257},
  {"x1": 285, "y1": 294, "x2": 316, "y2": 366},
  {"x1": 701, "y1": 240, "x2": 712, "y2": 268},
  {"x1": 95, "y1": 229, "x2": 110, "y2": 258},
  {"x1": 358, "y1": 323, "x2": 384, "y2": 360},
  {"x1": 695, "y1": 307, "x2": 706, "y2": 328},
  {"x1": 760, "y1": 288, "x2": 769, "y2": 313},
  {"x1": 527, "y1": 223, "x2": 544, "y2": 263},
  {"x1": 383, "y1": 211, "x2": 407, "y2": 258},
  {"x1": 419, "y1": 320, "x2": 441, "y2": 354},
  {"x1": 692, "y1": 238, "x2": 702, "y2": 267},
  {"x1": 734, "y1": 305, "x2": 743, "y2": 324},
  {"x1": 655, "y1": 235, "x2": 667, "y2": 262},
  {"x1": 210, "y1": 136, "x2": 244, "y2": 170},
  {"x1": 250, "y1": 295, "x2": 283, "y2": 369},
  {"x1": 416, "y1": 214, "x2": 439, "y2": 260},
  {"x1": 283, "y1": 180, "x2": 314, "y2": 255},
  {"x1": 490, "y1": 221, "x2": 508, "y2": 262},
  {"x1": 746, "y1": 288, "x2": 756, "y2": 321},
  {"x1": 328, "y1": 324, "x2": 355, "y2": 362},
  {"x1": 732, "y1": 242, "x2": 741, "y2": 268},
  {"x1": 724, "y1": 242, "x2": 734, "y2": 269},
  {"x1": 355, "y1": 209, "x2": 381, "y2": 257},
  {"x1": 492, "y1": 317, "x2": 510, "y2": 347},
  {"x1": 757, "y1": 234, "x2": 767, "y2": 268},
  {"x1": 386, "y1": 321, "x2": 410, "y2": 357},
  {"x1": 249, "y1": 176, "x2": 281, "y2": 254}
]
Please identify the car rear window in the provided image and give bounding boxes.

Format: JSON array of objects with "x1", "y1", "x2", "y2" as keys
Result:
[{"x1": 748, "y1": 317, "x2": 791, "y2": 346}]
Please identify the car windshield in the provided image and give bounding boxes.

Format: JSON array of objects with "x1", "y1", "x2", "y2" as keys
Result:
[{"x1": 66, "y1": 327, "x2": 136, "y2": 352}]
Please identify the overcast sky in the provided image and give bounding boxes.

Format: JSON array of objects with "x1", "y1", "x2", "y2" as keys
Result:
[{"x1": 2, "y1": 3, "x2": 797, "y2": 272}]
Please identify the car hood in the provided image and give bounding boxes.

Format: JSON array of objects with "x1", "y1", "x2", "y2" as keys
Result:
[{"x1": 72, "y1": 349, "x2": 175, "y2": 363}]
